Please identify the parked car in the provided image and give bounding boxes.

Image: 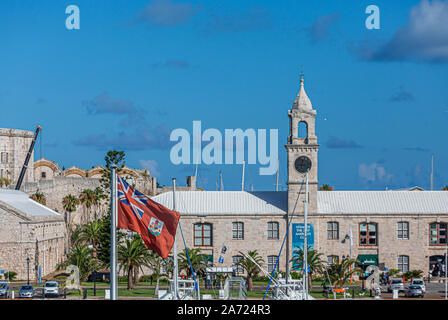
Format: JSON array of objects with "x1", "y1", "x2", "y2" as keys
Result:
[
  {"x1": 0, "y1": 282, "x2": 9, "y2": 298},
  {"x1": 406, "y1": 285, "x2": 424, "y2": 297},
  {"x1": 19, "y1": 285, "x2": 34, "y2": 298},
  {"x1": 411, "y1": 278, "x2": 426, "y2": 293},
  {"x1": 387, "y1": 279, "x2": 405, "y2": 293},
  {"x1": 43, "y1": 281, "x2": 59, "y2": 298}
]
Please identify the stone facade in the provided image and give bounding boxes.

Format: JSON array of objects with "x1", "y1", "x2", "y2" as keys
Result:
[
  {"x1": 0, "y1": 128, "x2": 35, "y2": 186},
  {"x1": 0, "y1": 195, "x2": 65, "y2": 281}
]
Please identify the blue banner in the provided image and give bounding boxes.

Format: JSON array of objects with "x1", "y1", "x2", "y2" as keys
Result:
[{"x1": 292, "y1": 223, "x2": 314, "y2": 270}]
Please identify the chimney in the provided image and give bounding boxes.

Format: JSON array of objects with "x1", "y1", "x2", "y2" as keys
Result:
[{"x1": 186, "y1": 176, "x2": 196, "y2": 191}]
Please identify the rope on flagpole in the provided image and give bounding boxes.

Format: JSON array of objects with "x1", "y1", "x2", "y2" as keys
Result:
[
  {"x1": 178, "y1": 222, "x2": 201, "y2": 300},
  {"x1": 262, "y1": 176, "x2": 305, "y2": 300}
]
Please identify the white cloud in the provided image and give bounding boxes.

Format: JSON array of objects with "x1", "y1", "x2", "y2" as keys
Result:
[
  {"x1": 139, "y1": 159, "x2": 161, "y2": 178},
  {"x1": 358, "y1": 162, "x2": 394, "y2": 183}
]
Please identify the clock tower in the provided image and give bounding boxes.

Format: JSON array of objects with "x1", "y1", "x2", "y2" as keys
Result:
[{"x1": 285, "y1": 75, "x2": 319, "y2": 215}]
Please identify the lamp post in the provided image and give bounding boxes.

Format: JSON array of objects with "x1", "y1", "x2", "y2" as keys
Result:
[{"x1": 26, "y1": 258, "x2": 30, "y2": 285}]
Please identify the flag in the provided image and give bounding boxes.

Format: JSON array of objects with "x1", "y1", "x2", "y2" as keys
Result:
[{"x1": 116, "y1": 174, "x2": 180, "y2": 259}]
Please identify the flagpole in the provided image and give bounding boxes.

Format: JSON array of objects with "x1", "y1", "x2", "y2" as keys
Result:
[
  {"x1": 110, "y1": 165, "x2": 118, "y2": 300},
  {"x1": 303, "y1": 170, "x2": 309, "y2": 300},
  {"x1": 172, "y1": 178, "x2": 178, "y2": 300}
]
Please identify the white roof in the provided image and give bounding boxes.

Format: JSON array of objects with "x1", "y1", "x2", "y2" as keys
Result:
[
  {"x1": 152, "y1": 191, "x2": 287, "y2": 215},
  {"x1": 152, "y1": 190, "x2": 448, "y2": 215},
  {"x1": 318, "y1": 191, "x2": 448, "y2": 214},
  {"x1": 0, "y1": 189, "x2": 61, "y2": 217}
]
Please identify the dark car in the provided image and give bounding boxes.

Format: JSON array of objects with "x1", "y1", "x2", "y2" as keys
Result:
[
  {"x1": 406, "y1": 285, "x2": 424, "y2": 298},
  {"x1": 0, "y1": 282, "x2": 9, "y2": 298},
  {"x1": 19, "y1": 285, "x2": 34, "y2": 298}
]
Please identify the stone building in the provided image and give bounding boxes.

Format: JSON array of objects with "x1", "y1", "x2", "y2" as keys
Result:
[
  {"x1": 0, "y1": 189, "x2": 65, "y2": 281},
  {"x1": 0, "y1": 128, "x2": 35, "y2": 186},
  {"x1": 152, "y1": 76, "x2": 448, "y2": 279}
]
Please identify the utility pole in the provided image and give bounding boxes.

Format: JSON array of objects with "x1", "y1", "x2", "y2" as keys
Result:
[
  {"x1": 110, "y1": 165, "x2": 117, "y2": 300},
  {"x1": 241, "y1": 161, "x2": 245, "y2": 191},
  {"x1": 430, "y1": 154, "x2": 434, "y2": 191},
  {"x1": 173, "y1": 178, "x2": 178, "y2": 300},
  {"x1": 303, "y1": 170, "x2": 309, "y2": 300},
  {"x1": 276, "y1": 159, "x2": 279, "y2": 192}
]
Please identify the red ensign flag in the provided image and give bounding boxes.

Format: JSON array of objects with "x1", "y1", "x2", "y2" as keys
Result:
[{"x1": 116, "y1": 174, "x2": 180, "y2": 259}]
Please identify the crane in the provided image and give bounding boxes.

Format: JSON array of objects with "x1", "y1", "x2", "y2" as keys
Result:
[{"x1": 15, "y1": 125, "x2": 41, "y2": 190}]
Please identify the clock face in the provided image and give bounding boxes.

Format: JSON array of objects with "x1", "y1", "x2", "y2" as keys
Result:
[{"x1": 294, "y1": 156, "x2": 312, "y2": 173}]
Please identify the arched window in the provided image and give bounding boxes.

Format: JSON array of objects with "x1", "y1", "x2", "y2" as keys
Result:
[
  {"x1": 194, "y1": 223, "x2": 212, "y2": 246},
  {"x1": 359, "y1": 223, "x2": 377, "y2": 246},
  {"x1": 298, "y1": 121, "x2": 308, "y2": 139},
  {"x1": 267, "y1": 222, "x2": 279, "y2": 239},
  {"x1": 429, "y1": 222, "x2": 447, "y2": 245},
  {"x1": 232, "y1": 222, "x2": 244, "y2": 240}
]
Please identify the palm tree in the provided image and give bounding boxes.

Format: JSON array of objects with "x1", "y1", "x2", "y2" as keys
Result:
[
  {"x1": 147, "y1": 251, "x2": 168, "y2": 295},
  {"x1": 30, "y1": 190, "x2": 46, "y2": 205},
  {"x1": 326, "y1": 257, "x2": 360, "y2": 288},
  {"x1": 179, "y1": 248, "x2": 208, "y2": 277},
  {"x1": 79, "y1": 220, "x2": 102, "y2": 257},
  {"x1": 63, "y1": 244, "x2": 98, "y2": 294},
  {"x1": 78, "y1": 189, "x2": 96, "y2": 223},
  {"x1": 291, "y1": 246, "x2": 324, "y2": 289},
  {"x1": 237, "y1": 250, "x2": 264, "y2": 291},
  {"x1": 118, "y1": 235, "x2": 151, "y2": 290},
  {"x1": 92, "y1": 187, "x2": 107, "y2": 220},
  {"x1": 62, "y1": 194, "x2": 79, "y2": 251}
]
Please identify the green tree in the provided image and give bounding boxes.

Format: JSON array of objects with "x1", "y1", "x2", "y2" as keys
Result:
[
  {"x1": 147, "y1": 251, "x2": 168, "y2": 295},
  {"x1": 326, "y1": 257, "x2": 359, "y2": 288},
  {"x1": 291, "y1": 247, "x2": 324, "y2": 289},
  {"x1": 78, "y1": 189, "x2": 96, "y2": 224},
  {"x1": 62, "y1": 194, "x2": 79, "y2": 250},
  {"x1": 100, "y1": 150, "x2": 126, "y2": 193},
  {"x1": 319, "y1": 184, "x2": 334, "y2": 191},
  {"x1": 92, "y1": 187, "x2": 107, "y2": 220},
  {"x1": 118, "y1": 235, "x2": 151, "y2": 290},
  {"x1": 179, "y1": 248, "x2": 208, "y2": 277},
  {"x1": 64, "y1": 245, "x2": 98, "y2": 282},
  {"x1": 387, "y1": 268, "x2": 401, "y2": 278},
  {"x1": 442, "y1": 186, "x2": 448, "y2": 191},
  {"x1": 79, "y1": 220, "x2": 102, "y2": 257},
  {"x1": 237, "y1": 250, "x2": 264, "y2": 291}
]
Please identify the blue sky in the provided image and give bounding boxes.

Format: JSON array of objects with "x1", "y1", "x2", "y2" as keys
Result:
[{"x1": 1, "y1": 0, "x2": 447, "y2": 191}]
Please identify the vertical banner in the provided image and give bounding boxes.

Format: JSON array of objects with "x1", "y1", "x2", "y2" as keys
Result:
[{"x1": 292, "y1": 223, "x2": 314, "y2": 270}]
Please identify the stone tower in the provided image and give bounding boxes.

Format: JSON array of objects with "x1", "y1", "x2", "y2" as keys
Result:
[{"x1": 285, "y1": 76, "x2": 319, "y2": 214}]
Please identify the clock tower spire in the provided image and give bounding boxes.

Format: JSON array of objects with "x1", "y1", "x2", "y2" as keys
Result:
[{"x1": 285, "y1": 74, "x2": 319, "y2": 214}]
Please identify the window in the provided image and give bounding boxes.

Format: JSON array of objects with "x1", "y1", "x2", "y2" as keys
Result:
[
  {"x1": 429, "y1": 223, "x2": 447, "y2": 245},
  {"x1": 267, "y1": 255, "x2": 277, "y2": 273},
  {"x1": 268, "y1": 222, "x2": 279, "y2": 239},
  {"x1": 327, "y1": 255, "x2": 339, "y2": 265},
  {"x1": 41, "y1": 172, "x2": 47, "y2": 179},
  {"x1": 359, "y1": 223, "x2": 377, "y2": 246},
  {"x1": 327, "y1": 222, "x2": 339, "y2": 240},
  {"x1": 232, "y1": 255, "x2": 243, "y2": 274},
  {"x1": 194, "y1": 223, "x2": 212, "y2": 246},
  {"x1": 398, "y1": 255, "x2": 409, "y2": 273},
  {"x1": 232, "y1": 222, "x2": 244, "y2": 240},
  {"x1": 397, "y1": 221, "x2": 409, "y2": 239}
]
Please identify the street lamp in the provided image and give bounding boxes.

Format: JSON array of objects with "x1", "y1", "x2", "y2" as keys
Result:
[{"x1": 26, "y1": 257, "x2": 30, "y2": 285}]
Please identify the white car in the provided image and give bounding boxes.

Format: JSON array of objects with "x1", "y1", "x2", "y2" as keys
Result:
[
  {"x1": 43, "y1": 281, "x2": 59, "y2": 297},
  {"x1": 411, "y1": 278, "x2": 426, "y2": 293}
]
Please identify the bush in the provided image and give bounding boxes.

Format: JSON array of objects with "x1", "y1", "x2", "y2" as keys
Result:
[
  {"x1": 404, "y1": 270, "x2": 423, "y2": 280},
  {"x1": 290, "y1": 272, "x2": 301, "y2": 280},
  {"x1": 139, "y1": 275, "x2": 152, "y2": 283},
  {"x1": 118, "y1": 276, "x2": 128, "y2": 282},
  {"x1": 4, "y1": 271, "x2": 17, "y2": 281}
]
